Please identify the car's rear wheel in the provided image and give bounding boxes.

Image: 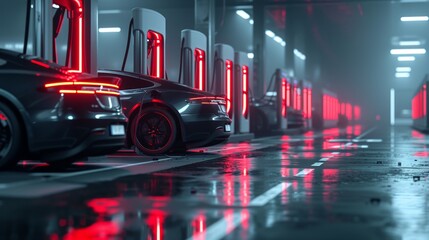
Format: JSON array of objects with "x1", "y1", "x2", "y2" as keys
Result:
[
  {"x1": 131, "y1": 107, "x2": 177, "y2": 155},
  {"x1": 0, "y1": 102, "x2": 22, "y2": 168}
]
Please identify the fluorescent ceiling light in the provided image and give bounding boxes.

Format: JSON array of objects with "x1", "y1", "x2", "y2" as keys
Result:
[
  {"x1": 395, "y1": 72, "x2": 410, "y2": 78},
  {"x1": 265, "y1": 30, "x2": 275, "y2": 38},
  {"x1": 396, "y1": 67, "x2": 411, "y2": 72},
  {"x1": 273, "y1": 36, "x2": 283, "y2": 43},
  {"x1": 247, "y1": 53, "x2": 254, "y2": 59},
  {"x1": 294, "y1": 49, "x2": 306, "y2": 60},
  {"x1": 400, "y1": 16, "x2": 429, "y2": 22},
  {"x1": 99, "y1": 10, "x2": 122, "y2": 14},
  {"x1": 249, "y1": 19, "x2": 254, "y2": 25},
  {"x1": 236, "y1": 10, "x2": 250, "y2": 20},
  {"x1": 397, "y1": 56, "x2": 415, "y2": 61},
  {"x1": 52, "y1": 4, "x2": 60, "y2": 8},
  {"x1": 390, "y1": 48, "x2": 426, "y2": 55},
  {"x1": 399, "y1": 41, "x2": 421, "y2": 46},
  {"x1": 99, "y1": 27, "x2": 121, "y2": 33},
  {"x1": 281, "y1": 41, "x2": 286, "y2": 47}
]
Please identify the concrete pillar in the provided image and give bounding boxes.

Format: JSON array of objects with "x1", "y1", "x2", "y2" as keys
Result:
[{"x1": 252, "y1": 0, "x2": 265, "y2": 98}]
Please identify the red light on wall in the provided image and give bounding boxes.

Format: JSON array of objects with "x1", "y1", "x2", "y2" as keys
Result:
[
  {"x1": 286, "y1": 82, "x2": 291, "y2": 107},
  {"x1": 353, "y1": 105, "x2": 361, "y2": 120},
  {"x1": 308, "y1": 89, "x2": 312, "y2": 119},
  {"x1": 242, "y1": 65, "x2": 249, "y2": 118},
  {"x1": 303, "y1": 88, "x2": 308, "y2": 118},
  {"x1": 424, "y1": 84, "x2": 427, "y2": 117},
  {"x1": 147, "y1": 30, "x2": 164, "y2": 79},
  {"x1": 281, "y1": 78, "x2": 287, "y2": 117},
  {"x1": 346, "y1": 103, "x2": 352, "y2": 120},
  {"x1": 194, "y1": 48, "x2": 206, "y2": 91},
  {"x1": 225, "y1": 60, "x2": 233, "y2": 117}
]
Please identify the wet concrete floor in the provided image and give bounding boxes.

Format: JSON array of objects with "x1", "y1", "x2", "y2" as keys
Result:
[{"x1": 0, "y1": 124, "x2": 428, "y2": 240}]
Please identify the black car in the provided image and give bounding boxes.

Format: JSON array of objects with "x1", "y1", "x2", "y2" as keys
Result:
[
  {"x1": 0, "y1": 49, "x2": 127, "y2": 167},
  {"x1": 98, "y1": 70, "x2": 231, "y2": 155}
]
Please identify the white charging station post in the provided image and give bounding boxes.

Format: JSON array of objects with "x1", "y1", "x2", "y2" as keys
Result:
[
  {"x1": 132, "y1": 8, "x2": 166, "y2": 78},
  {"x1": 275, "y1": 69, "x2": 288, "y2": 130},
  {"x1": 180, "y1": 29, "x2": 207, "y2": 91},
  {"x1": 213, "y1": 44, "x2": 235, "y2": 132},
  {"x1": 234, "y1": 52, "x2": 250, "y2": 134},
  {"x1": 301, "y1": 80, "x2": 312, "y2": 129}
]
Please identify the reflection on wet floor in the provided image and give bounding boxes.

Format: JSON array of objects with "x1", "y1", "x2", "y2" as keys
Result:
[{"x1": 0, "y1": 125, "x2": 428, "y2": 240}]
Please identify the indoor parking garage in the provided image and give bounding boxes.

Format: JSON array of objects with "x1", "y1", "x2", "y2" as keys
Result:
[{"x1": 0, "y1": 0, "x2": 428, "y2": 239}]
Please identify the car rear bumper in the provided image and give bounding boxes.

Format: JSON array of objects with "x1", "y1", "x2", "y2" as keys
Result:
[
  {"x1": 30, "y1": 113, "x2": 127, "y2": 161},
  {"x1": 181, "y1": 114, "x2": 231, "y2": 148}
]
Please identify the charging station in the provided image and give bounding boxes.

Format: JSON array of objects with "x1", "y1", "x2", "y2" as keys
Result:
[
  {"x1": 300, "y1": 80, "x2": 312, "y2": 129},
  {"x1": 132, "y1": 8, "x2": 166, "y2": 78},
  {"x1": 313, "y1": 86, "x2": 339, "y2": 129},
  {"x1": 180, "y1": 29, "x2": 207, "y2": 91},
  {"x1": 213, "y1": 44, "x2": 234, "y2": 130},
  {"x1": 234, "y1": 51, "x2": 250, "y2": 134},
  {"x1": 274, "y1": 69, "x2": 288, "y2": 131}
]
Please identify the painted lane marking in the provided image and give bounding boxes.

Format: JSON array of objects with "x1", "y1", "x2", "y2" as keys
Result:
[
  {"x1": 191, "y1": 182, "x2": 294, "y2": 240},
  {"x1": 248, "y1": 183, "x2": 292, "y2": 207},
  {"x1": 295, "y1": 168, "x2": 314, "y2": 177},
  {"x1": 0, "y1": 158, "x2": 172, "y2": 189},
  {"x1": 354, "y1": 126, "x2": 377, "y2": 140},
  {"x1": 331, "y1": 152, "x2": 340, "y2": 155},
  {"x1": 319, "y1": 158, "x2": 329, "y2": 162},
  {"x1": 311, "y1": 162, "x2": 324, "y2": 167}
]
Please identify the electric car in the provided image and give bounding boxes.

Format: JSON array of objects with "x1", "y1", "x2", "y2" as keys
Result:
[
  {"x1": 98, "y1": 70, "x2": 232, "y2": 155},
  {"x1": 0, "y1": 49, "x2": 127, "y2": 168}
]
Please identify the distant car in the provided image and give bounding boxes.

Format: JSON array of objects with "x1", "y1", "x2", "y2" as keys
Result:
[
  {"x1": 98, "y1": 70, "x2": 231, "y2": 155},
  {"x1": 0, "y1": 49, "x2": 127, "y2": 167}
]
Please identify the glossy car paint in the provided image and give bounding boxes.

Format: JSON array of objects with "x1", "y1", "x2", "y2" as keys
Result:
[
  {"x1": 0, "y1": 49, "x2": 127, "y2": 162},
  {"x1": 98, "y1": 70, "x2": 231, "y2": 150}
]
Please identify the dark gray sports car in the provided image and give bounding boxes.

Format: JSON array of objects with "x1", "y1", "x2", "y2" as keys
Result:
[{"x1": 99, "y1": 70, "x2": 231, "y2": 155}]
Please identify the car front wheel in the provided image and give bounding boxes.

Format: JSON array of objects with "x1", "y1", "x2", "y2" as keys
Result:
[{"x1": 131, "y1": 107, "x2": 177, "y2": 155}]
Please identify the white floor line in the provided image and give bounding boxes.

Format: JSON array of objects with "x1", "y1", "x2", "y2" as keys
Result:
[
  {"x1": 331, "y1": 152, "x2": 340, "y2": 155},
  {"x1": 311, "y1": 162, "x2": 324, "y2": 167},
  {"x1": 248, "y1": 183, "x2": 292, "y2": 207},
  {"x1": 0, "y1": 158, "x2": 172, "y2": 190},
  {"x1": 190, "y1": 182, "x2": 293, "y2": 240},
  {"x1": 295, "y1": 168, "x2": 314, "y2": 177},
  {"x1": 354, "y1": 126, "x2": 377, "y2": 140},
  {"x1": 319, "y1": 158, "x2": 330, "y2": 162}
]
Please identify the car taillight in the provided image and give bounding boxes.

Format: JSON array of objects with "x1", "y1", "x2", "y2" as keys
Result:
[
  {"x1": 44, "y1": 81, "x2": 120, "y2": 96},
  {"x1": 188, "y1": 96, "x2": 226, "y2": 105}
]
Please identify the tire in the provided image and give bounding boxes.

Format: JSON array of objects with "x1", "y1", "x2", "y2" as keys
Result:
[
  {"x1": 0, "y1": 102, "x2": 22, "y2": 169},
  {"x1": 131, "y1": 107, "x2": 177, "y2": 155}
]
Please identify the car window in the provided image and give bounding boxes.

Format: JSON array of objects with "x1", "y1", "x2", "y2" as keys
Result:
[{"x1": 100, "y1": 73, "x2": 154, "y2": 90}]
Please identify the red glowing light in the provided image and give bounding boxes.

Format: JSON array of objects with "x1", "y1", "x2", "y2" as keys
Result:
[
  {"x1": 45, "y1": 81, "x2": 120, "y2": 96},
  {"x1": 225, "y1": 60, "x2": 233, "y2": 117},
  {"x1": 353, "y1": 105, "x2": 361, "y2": 120},
  {"x1": 281, "y1": 78, "x2": 287, "y2": 117},
  {"x1": 303, "y1": 88, "x2": 308, "y2": 118},
  {"x1": 286, "y1": 82, "x2": 291, "y2": 107},
  {"x1": 308, "y1": 89, "x2": 312, "y2": 119},
  {"x1": 30, "y1": 59, "x2": 50, "y2": 69},
  {"x1": 242, "y1": 65, "x2": 249, "y2": 118},
  {"x1": 147, "y1": 30, "x2": 164, "y2": 79},
  {"x1": 194, "y1": 48, "x2": 206, "y2": 91}
]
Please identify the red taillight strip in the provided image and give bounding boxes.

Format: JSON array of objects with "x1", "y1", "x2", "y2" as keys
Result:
[
  {"x1": 96, "y1": 90, "x2": 120, "y2": 96},
  {"x1": 45, "y1": 81, "x2": 119, "y2": 89}
]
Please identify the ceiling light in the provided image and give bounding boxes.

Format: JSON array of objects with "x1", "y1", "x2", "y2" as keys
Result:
[
  {"x1": 396, "y1": 67, "x2": 411, "y2": 72},
  {"x1": 281, "y1": 41, "x2": 286, "y2": 47},
  {"x1": 249, "y1": 19, "x2": 254, "y2": 25},
  {"x1": 390, "y1": 48, "x2": 426, "y2": 54},
  {"x1": 294, "y1": 49, "x2": 306, "y2": 60},
  {"x1": 236, "y1": 10, "x2": 250, "y2": 20},
  {"x1": 397, "y1": 56, "x2": 415, "y2": 61},
  {"x1": 273, "y1": 36, "x2": 283, "y2": 43},
  {"x1": 247, "y1": 53, "x2": 254, "y2": 59},
  {"x1": 400, "y1": 16, "x2": 429, "y2": 22},
  {"x1": 99, "y1": 27, "x2": 121, "y2": 33},
  {"x1": 52, "y1": 4, "x2": 60, "y2": 8},
  {"x1": 265, "y1": 30, "x2": 275, "y2": 38},
  {"x1": 399, "y1": 41, "x2": 421, "y2": 46},
  {"x1": 395, "y1": 72, "x2": 410, "y2": 78}
]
